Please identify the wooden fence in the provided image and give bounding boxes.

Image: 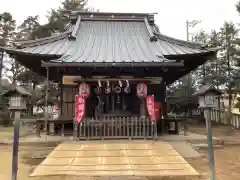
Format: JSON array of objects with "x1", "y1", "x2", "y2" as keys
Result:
[
  {"x1": 209, "y1": 109, "x2": 240, "y2": 129},
  {"x1": 192, "y1": 109, "x2": 240, "y2": 129},
  {"x1": 192, "y1": 108, "x2": 240, "y2": 129}
]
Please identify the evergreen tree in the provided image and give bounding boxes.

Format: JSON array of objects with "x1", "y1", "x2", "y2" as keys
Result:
[
  {"x1": 44, "y1": 0, "x2": 90, "y2": 35},
  {"x1": 218, "y1": 22, "x2": 239, "y2": 109},
  {"x1": 0, "y1": 12, "x2": 16, "y2": 78},
  {"x1": 0, "y1": 12, "x2": 16, "y2": 47},
  {"x1": 16, "y1": 15, "x2": 41, "y2": 40}
]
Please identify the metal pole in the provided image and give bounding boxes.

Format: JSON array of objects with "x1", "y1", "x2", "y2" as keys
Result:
[
  {"x1": 45, "y1": 68, "x2": 49, "y2": 136},
  {"x1": 205, "y1": 108, "x2": 216, "y2": 180},
  {"x1": 186, "y1": 20, "x2": 189, "y2": 41},
  {"x1": 11, "y1": 111, "x2": 21, "y2": 180}
]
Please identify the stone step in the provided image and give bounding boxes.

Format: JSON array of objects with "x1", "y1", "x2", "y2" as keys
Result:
[{"x1": 192, "y1": 143, "x2": 223, "y2": 149}]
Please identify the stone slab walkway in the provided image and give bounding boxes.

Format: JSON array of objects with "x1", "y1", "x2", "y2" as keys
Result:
[
  {"x1": 169, "y1": 141, "x2": 201, "y2": 158},
  {"x1": 31, "y1": 140, "x2": 199, "y2": 177}
]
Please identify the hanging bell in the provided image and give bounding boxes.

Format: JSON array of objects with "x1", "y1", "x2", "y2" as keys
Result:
[
  {"x1": 114, "y1": 80, "x2": 121, "y2": 94},
  {"x1": 115, "y1": 86, "x2": 121, "y2": 94}
]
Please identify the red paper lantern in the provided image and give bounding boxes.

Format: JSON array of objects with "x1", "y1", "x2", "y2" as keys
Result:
[
  {"x1": 137, "y1": 83, "x2": 147, "y2": 98},
  {"x1": 79, "y1": 83, "x2": 90, "y2": 99}
]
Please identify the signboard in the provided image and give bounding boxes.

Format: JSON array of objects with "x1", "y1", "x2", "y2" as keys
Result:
[
  {"x1": 62, "y1": 76, "x2": 82, "y2": 85},
  {"x1": 75, "y1": 95, "x2": 85, "y2": 124},
  {"x1": 146, "y1": 95, "x2": 155, "y2": 121},
  {"x1": 137, "y1": 83, "x2": 147, "y2": 98},
  {"x1": 79, "y1": 83, "x2": 90, "y2": 99}
]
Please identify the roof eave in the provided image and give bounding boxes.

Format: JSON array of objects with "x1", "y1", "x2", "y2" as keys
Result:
[
  {"x1": 41, "y1": 61, "x2": 184, "y2": 68},
  {"x1": 15, "y1": 30, "x2": 71, "y2": 48},
  {"x1": 163, "y1": 49, "x2": 218, "y2": 60},
  {"x1": 0, "y1": 46, "x2": 62, "y2": 59}
]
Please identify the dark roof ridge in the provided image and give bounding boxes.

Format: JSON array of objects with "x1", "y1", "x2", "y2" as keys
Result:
[
  {"x1": 67, "y1": 11, "x2": 155, "y2": 23},
  {"x1": 69, "y1": 11, "x2": 152, "y2": 16},
  {"x1": 15, "y1": 27, "x2": 73, "y2": 48}
]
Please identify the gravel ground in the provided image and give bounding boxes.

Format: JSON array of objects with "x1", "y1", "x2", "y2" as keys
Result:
[{"x1": 1, "y1": 123, "x2": 240, "y2": 180}]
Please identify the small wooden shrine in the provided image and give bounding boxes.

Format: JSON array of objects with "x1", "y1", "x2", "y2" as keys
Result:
[{"x1": 0, "y1": 5, "x2": 217, "y2": 139}]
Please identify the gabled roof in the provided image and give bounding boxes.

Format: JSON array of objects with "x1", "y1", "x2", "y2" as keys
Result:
[{"x1": 0, "y1": 12, "x2": 216, "y2": 66}]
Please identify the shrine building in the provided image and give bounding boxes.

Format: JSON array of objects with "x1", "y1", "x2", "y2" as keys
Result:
[{"x1": 0, "y1": 7, "x2": 217, "y2": 139}]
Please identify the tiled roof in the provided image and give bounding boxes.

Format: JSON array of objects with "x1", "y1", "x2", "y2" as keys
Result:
[{"x1": 0, "y1": 12, "x2": 216, "y2": 65}]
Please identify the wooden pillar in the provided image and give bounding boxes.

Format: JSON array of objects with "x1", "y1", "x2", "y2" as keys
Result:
[
  {"x1": 36, "y1": 120, "x2": 41, "y2": 137},
  {"x1": 60, "y1": 71, "x2": 63, "y2": 115},
  {"x1": 61, "y1": 123, "x2": 65, "y2": 137},
  {"x1": 140, "y1": 99, "x2": 146, "y2": 117},
  {"x1": 44, "y1": 67, "x2": 49, "y2": 136},
  {"x1": 0, "y1": 50, "x2": 3, "y2": 78},
  {"x1": 159, "y1": 81, "x2": 167, "y2": 134},
  {"x1": 49, "y1": 122, "x2": 55, "y2": 135},
  {"x1": 111, "y1": 95, "x2": 115, "y2": 113},
  {"x1": 162, "y1": 81, "x2": 167, "y2": 117}
]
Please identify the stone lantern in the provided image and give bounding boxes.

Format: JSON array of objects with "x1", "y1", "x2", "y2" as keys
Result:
[
  {"x1": 193, "y1": 84, "x2": 221, "y2": 180},
  {"x1": 2, "y1": 86, "x2": 31, "y2": 111},
  {"x1": 193, "y1": 84, "x2": 222, "y2": 109},
  {"x1": 1, "y1": 85, "x2": 31, "y2": 180}
]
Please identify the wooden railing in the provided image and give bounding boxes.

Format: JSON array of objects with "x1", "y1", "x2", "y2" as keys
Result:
[{"x1": 74, "y1": 116, "x2": 157, "y2": 140}]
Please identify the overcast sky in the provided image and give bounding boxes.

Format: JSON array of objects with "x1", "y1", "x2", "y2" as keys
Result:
[{"x1": 0, "y1": 0, "x2": 239, "y2": 40}]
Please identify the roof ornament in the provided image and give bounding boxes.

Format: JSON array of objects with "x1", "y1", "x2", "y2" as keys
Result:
[
  {"x1": 111, "y1": 15, "x2": 115, "y2": 19},
  {"x1": 69, "y1": 15, "x2": 82, "y2": 40},
  {"x1": 144, "y1": 17, "x2": 157, "y2": 42},
  {"x1": 90, "y1": 14, "x2": 94, "y2": 18}
]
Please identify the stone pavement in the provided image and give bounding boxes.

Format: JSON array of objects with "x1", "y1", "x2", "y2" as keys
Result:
[{"x1": 31, "y1": 140, "x2": 199, "y2": 177}]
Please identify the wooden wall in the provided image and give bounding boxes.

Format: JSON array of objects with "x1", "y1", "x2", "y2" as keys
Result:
[
  {"x1": 62, "y1": 86, "x2": 78, "y2": 118},
  {"x1": 61, "y1": 85, "x2": 98, "y2": 118}
]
